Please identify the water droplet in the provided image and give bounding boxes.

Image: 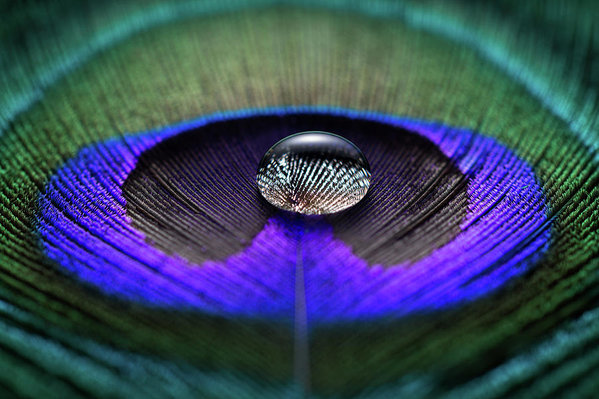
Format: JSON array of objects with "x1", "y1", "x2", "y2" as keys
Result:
[{"x1": 257, "y1": 131, "x2": 371, "y2": 215}]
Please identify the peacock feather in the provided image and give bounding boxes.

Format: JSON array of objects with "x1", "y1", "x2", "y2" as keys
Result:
[{"x1": 1, "y1": 1, "x2": 598, "y2": 398}]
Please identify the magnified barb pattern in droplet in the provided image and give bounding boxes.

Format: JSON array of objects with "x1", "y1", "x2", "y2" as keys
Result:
[{"x1": 256, "y1": 131, "x2": 371, "y2": 215}]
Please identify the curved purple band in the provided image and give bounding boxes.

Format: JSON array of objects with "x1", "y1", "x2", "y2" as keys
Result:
[{"x1": 37, "y1": 107, "x2": 550, "y2": 322}]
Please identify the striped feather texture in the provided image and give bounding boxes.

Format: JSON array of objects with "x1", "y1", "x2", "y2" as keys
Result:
[{"x1": 1, "y1": 1, "x2": 598, "y2": 398}]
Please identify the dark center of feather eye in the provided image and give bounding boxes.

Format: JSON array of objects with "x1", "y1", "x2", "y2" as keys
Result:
[{"x1": 122, "y1": 112, "x2": 468, "y2": 266}]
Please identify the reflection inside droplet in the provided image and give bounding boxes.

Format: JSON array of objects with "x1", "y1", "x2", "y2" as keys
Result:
[{"x1": 257, "y1": 131, "x2": 371, "y2": 215}]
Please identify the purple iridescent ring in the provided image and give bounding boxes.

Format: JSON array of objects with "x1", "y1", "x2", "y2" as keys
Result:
[{"x1": 37, "y1": 107, "x2": 550, "y2": 323}]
